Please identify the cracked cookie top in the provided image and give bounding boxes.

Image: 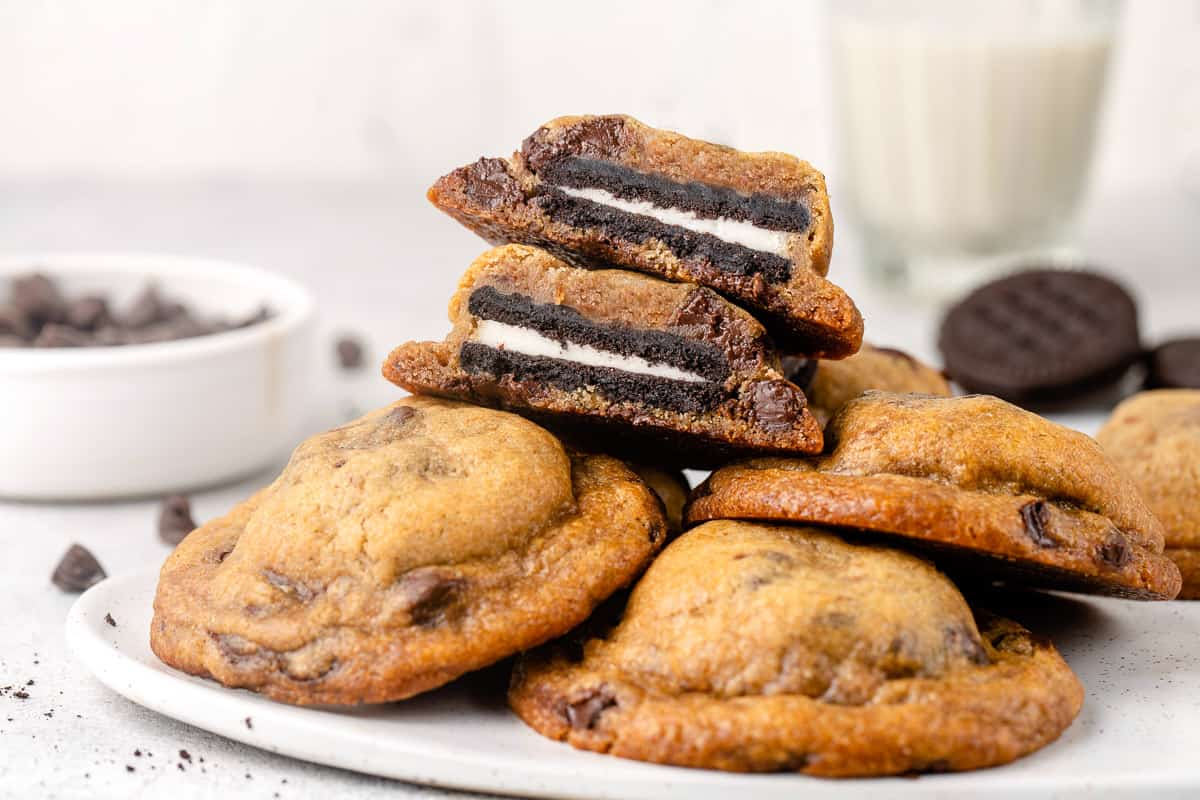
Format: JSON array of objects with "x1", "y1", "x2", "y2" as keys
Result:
[
  {"x1": 687, "y1": 391, "x2": 1181, "y2": 599},
  {"x1": 509, "y1": 520, "x2": 1083, "y2": 776},
  {"x1": 151, "y1": 397, "x2": 667, "y2": 705}
]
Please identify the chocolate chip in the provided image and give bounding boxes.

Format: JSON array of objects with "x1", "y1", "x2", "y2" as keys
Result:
[
  {"x1": 1098, "y1": 530, "x2": 1133, "y2": 568},
  {"x1": 11, "y1": 273, "x2": 66, "y2": 327},
  {"x1": 0, "y1": 305, "x2": 33, "y2": 340},
  {"x1": 396, "y1": 568, "x2": 466, "y2": 628},
  {"x1": 179, "y1": 749, "x2": 191, "y2": 761},
  {"x1": 457, "y1": 157, "x2": 524, "y2": 209},
  {"x1": 122, "y1": 285, "x2": 167, "y2": 329},
  {"x1": 104, "y1": 613, "x2": 117, "y2": 627},
  {"x1": 32, "y1": 323, "x2": 92, "y2": 348},
  {"x1": 158, "y1": 495, "x2": 197, "y2": 546},
  {"x1": 261, "y1": 569, "x2": 317, "y2": 603},
  {"x1": 1019, "y1": 500, "x2": 1058, "y2": 548},
  {"x1": 65, "y1": 296, "x2": 109, "y2": 331},
  {"x1": 335, "y1": 336, "x2": 365, "y2": 370},
  {"x1": 244, "y1": 716, "x2": 253, "y2": 729},
  {"x1": 51, "y1": 544, "x2": 107, "y2": 593},
  {"x1": 943, "y1": 624, "x2": 990, "y2": 665},
  {"x1": 746, "y1": 379, "x2": 804, "y2": 432},
  {"x1": 563, "y1": 687, "x2": 617, "y2": 730}
]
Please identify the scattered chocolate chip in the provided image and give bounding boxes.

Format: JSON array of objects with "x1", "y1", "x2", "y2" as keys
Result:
[
  {"x1": 244, "y1": 716, "x2": 253, "y2": 729},
  {"x1": 397, "y1": 568, "x2": 466, "y2": 628},
  {"x1": 1098, "y1": 530, "x2": 1133, "y2": 568},
  {"x1": 51, "y1": 544, "x2": 107, "y2": 592},
  {"x1": 158, "y1": 494, "x2": 197, "y2": 546},
  {"x1": 335, "y1": 335, "x2": 365, "y2": 370},
  {"x1": 563, "y1": 687, "x2": 617, "y2": 730},
  {"x1": 126, "y1": 765, "x2": 135, "y2": 773},
  {"x1": 12, "y1": 691, "x2": 29, "y2": 700},
  {"x1": 104, "y1": 613, "x2": 117, "y2": 627},
  {"x1": 179, "y1": 749, "x2": 190, "y2": 761},
  {"x1": 1019, "y1": 500, "x2": 1058, "y2": 548}
]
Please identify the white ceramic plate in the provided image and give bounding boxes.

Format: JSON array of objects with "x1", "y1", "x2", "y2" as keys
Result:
[{"x1": 68, "y1": 569, "x2": 1200, "y2": 800}]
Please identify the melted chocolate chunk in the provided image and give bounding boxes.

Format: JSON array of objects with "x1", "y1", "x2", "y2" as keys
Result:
[
  {"x1": 531, "y1": 190, "x2": 792, "y2": 283},
  {"x1": 51, "y1": 544, "x2": 107, "y2": 593},
  {"x1": 536, "y1": 157, "x2": 812, "y2": 232},
  {"x1": 1019, "y1": 500, "x2": 1058, "y2": 548},
  {"x1": 262, "y1": 569, "x2": 317, "y2": 603},
  {"x1": 458, "y1": 157, "x2": 524, "y2": 209},
  {"x1": 522, "y1": 117, "x2": 630, "y2": 172},
  {"x1": 1098, "y1": 530, "x2": 1133, "y2": 568},
  {"x1": 467, "y1": 285, "x2": 729, "y2": 382},
  {"x1": 397, "y1": 568, "x2": 466, "y2": 628},
  {"x1": 746, "y1": 380, "x2": 805, "y2": 431},
  {"x1": 563, "y1": 687, "x2": 617, "y2": 730},
  {"x1": 943, "y1": 624, "x2": 990, "y2": 666},
  {"x1": 460, "y1": 342, "x2": 724, "y2": 413}
]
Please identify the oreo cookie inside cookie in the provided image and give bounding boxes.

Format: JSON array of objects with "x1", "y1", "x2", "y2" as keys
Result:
[
  {"x1": 938, "y1": 269, "x2": 1141, "y2": 404},
  {"x1": 462, "y1": 286, "x2": 729, "y2": 413}
]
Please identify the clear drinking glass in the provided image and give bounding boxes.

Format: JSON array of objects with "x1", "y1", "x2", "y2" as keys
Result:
[{"x1": 829, "y1": 0, "x2": 1122, "y2": 297}]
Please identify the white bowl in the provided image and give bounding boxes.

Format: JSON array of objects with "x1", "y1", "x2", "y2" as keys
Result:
[{"x1": 0, "y1": 253, "x2": 316, "y2": 500}]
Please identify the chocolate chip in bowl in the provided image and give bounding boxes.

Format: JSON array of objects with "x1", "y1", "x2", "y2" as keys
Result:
[{"x1": 0, "y1": 253, "x2": 315, "y2": 500}]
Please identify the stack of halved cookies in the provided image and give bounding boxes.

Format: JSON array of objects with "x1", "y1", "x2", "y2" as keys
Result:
[{"x1": 151, "y1": 115, "x2": 1183, "y2": 778}]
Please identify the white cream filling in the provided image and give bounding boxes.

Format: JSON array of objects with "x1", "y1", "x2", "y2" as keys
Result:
[
  {"x1": 471, "y1": 320, "x2": 707, "y2": 384},
  {"x1": 557, "y1": 185, "x2": 793, "y2": 258}
]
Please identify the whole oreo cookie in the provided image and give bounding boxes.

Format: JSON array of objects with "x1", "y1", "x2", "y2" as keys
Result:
[
  {"x1": 938, "y1": 269, "x2": 1141, "y2": 404},
  {"x1": 1146, "y1": 338, "x2": 1200, "y2": 389}
]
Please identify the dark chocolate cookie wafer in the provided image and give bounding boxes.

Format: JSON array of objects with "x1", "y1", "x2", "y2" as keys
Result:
[
  {"x1": 938, "y1": 269, "x2": 1141, "y2": 404},
  {"x1": 1146, "y1": 338, "x2": 1200, "y2": 389}
]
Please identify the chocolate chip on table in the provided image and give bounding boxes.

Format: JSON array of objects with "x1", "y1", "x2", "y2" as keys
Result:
[
  {"x1": 104, "y1": 613, "x2": 117, "y2": 627},
  {"x1": 51, "y1": 544, "x2": 107, "y2": 593},
  {"x1": 1145, "y1": 337, "x2": 1200, "y2": 389},
  {"x1": 335, "y1": 335, "x2": 366, "y2": 370},
  {"x1": 159, "y1": 494, "x2": 198, "y2": 546}
]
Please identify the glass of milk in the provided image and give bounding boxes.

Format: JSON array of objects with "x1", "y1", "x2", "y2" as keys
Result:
[{"x1": 830, "y1": 0, "x2": 1121, "y2": 297}]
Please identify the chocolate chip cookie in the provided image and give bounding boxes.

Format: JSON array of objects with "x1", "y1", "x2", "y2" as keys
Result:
[
  {"x1": 385, "y1": 245, "x2": 823, "y2": 468},
  {"x1": 427, "y1": 114, "x2": 862, "y2": 358},
  {"x1": 783, "y1": 343, "x2": 951, "y2": 426},
  {"x1": 510, "y1": 520, "x2": 1083, "y2": 776},
  {"x1": 688, "y1": 391, "x2": 1181, "y2": 599},
  {"x1": 1097, "y1": 389, "x2": 1200, "y2": 599},
  {"x1": 151, "y1": 397, "x2": 669, "y2": 705}
]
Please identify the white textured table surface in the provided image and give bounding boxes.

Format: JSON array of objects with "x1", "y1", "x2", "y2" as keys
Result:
[{"x1": 1, "y1": 179, "x2": 1197, "y2": 799}]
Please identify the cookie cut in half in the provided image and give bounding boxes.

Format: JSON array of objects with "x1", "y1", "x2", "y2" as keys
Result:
[
  {"x1": 688, "y1": 391, "x2": 1182, "y2": 599},
  {"x1": 428, "y1": 114, "x2": 862, "y2": 358},
  {"x1": 151, "y1": 397, "x2": 668, "y2": 705},
  {"x1": 1098, "y1": 390, "x2": 1200, "y2": 599},
  {"x1": 783, "y1": 343, "x2": 951, "y2": 427},
  {"x1": 510, "y1": 520, "x2": 1083, "y2": 776},
  {"x1": 384, "y1": 245, "x2": 823, "y2": 468}
]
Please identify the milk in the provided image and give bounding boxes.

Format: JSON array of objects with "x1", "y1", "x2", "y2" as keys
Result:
[{"x1": 831, "y1": 4, "x2": 1117, "y2": 286}]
